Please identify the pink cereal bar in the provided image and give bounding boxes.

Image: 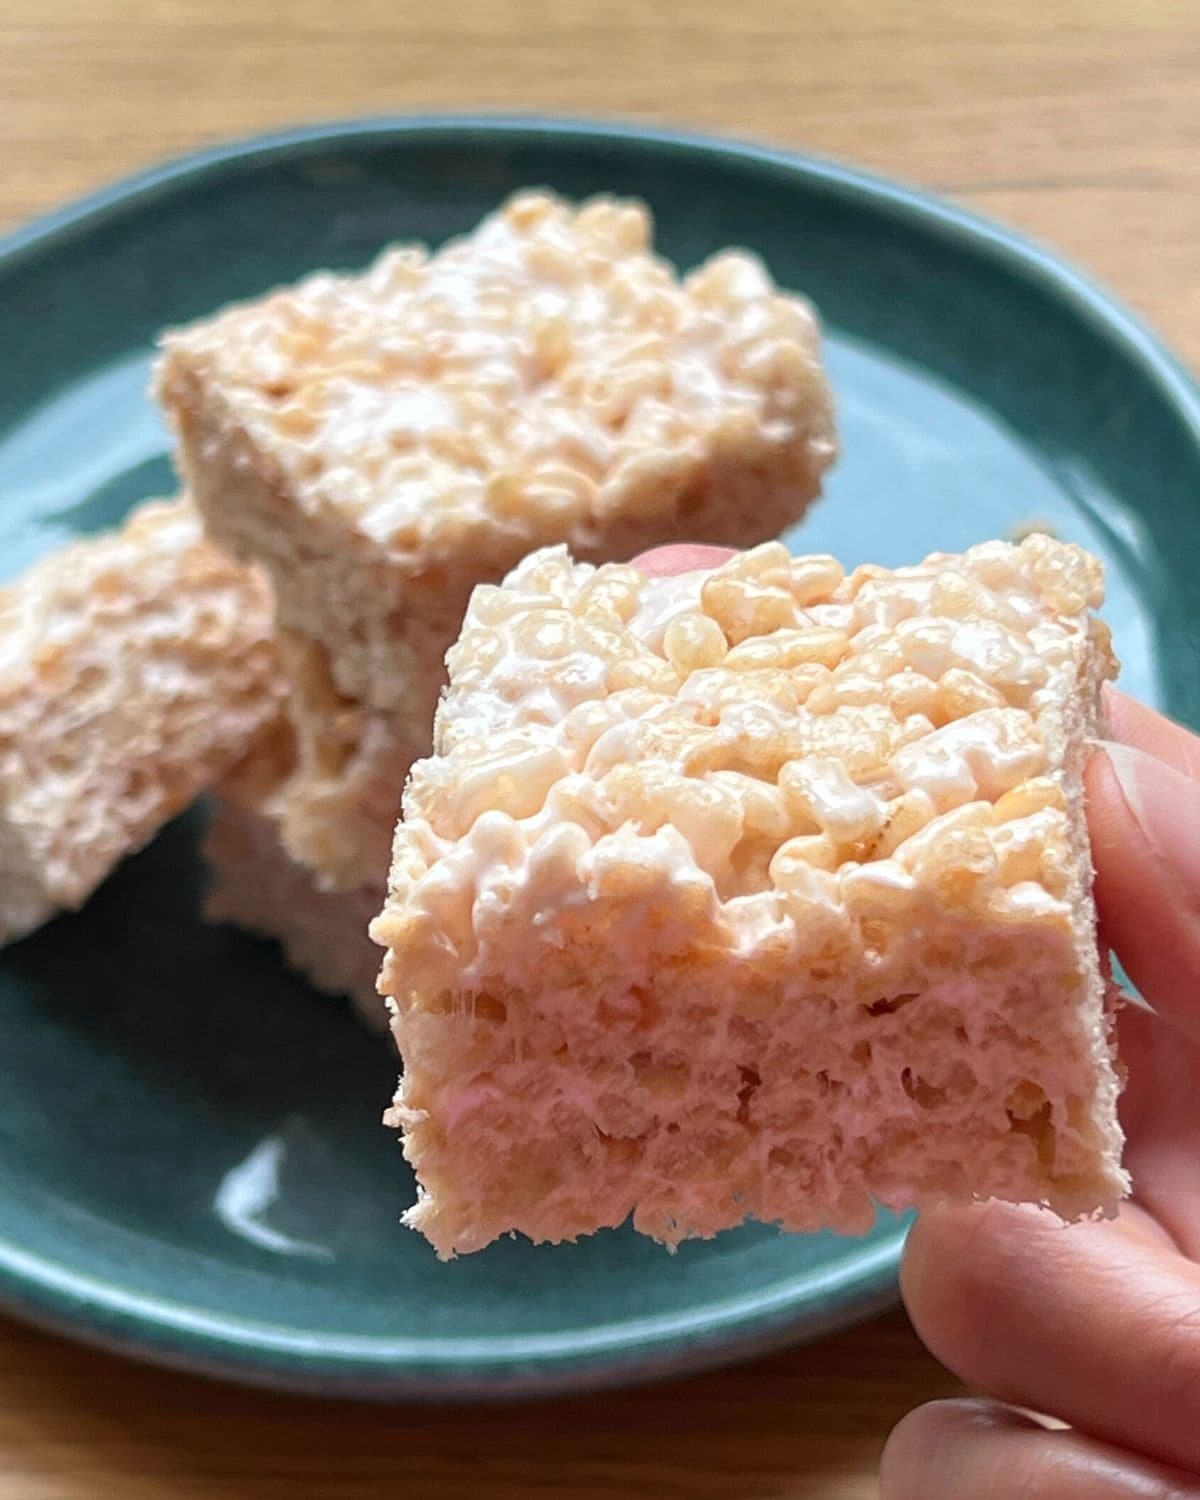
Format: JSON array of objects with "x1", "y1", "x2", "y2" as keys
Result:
[
  {"x1": 372, "y1": 535, "x2": 1128, "y2": 1257},
  {"x1": 156, "y1": 190, "x2": 837, "y2": 741},
  {"x1": 0, "y1": 498, "x2": 283, "y2": 944}
]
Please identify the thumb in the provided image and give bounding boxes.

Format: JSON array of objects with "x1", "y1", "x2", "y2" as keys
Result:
[{"x1": 1087, "y1": 741, "x2": 1200, "y2": 1044}]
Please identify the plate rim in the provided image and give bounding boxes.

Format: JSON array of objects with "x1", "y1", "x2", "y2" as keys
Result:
[
  {"x1": 4, "y1": 109, "x2": 1198, "y2": 429},
  {"x1": 2, "y1": 112, "x2": 1198, "y2": 1398},
  {"x1": 0, "y1": 1223, "x2": 907, "y2": 1399}
]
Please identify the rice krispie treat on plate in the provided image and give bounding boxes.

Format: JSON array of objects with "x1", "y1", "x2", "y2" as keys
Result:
[
  {"x1": 0, "y1": 498, "x2": 283, "y2": 944},
  {"x1": 157, "y1": 190, "x2": 837, "y2": 737}
]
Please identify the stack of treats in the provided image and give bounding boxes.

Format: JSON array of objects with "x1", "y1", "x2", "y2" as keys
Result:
[
  {"x1": 0, "y1": 189, "x2": 1129, "y2": 1256},
  {"x1": 155, "y1": 190, "x2": 837, "y2": 1024}
]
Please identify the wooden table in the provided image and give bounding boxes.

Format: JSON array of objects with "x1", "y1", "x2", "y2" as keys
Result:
[{"x1": 1, "y1": 2, "x2": 1196, "y2": 1495}]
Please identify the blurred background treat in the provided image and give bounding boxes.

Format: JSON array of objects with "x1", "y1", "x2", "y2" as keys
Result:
[{"x1": 1, "y1": 2, "x2": 1196, "y2": 1497}]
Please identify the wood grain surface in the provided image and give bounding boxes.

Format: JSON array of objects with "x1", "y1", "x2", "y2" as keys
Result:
[{"x1": 1, "y1": 1, "x2": 1197, "y2": 1495}]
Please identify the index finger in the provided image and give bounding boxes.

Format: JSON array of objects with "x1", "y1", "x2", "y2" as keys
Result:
[
  {"x1": 1104, "y1": 686, "x2": 1200, "y2": 781},
  {"x1": 631, "y1": 544, "x2": 736, "y2": 577}
]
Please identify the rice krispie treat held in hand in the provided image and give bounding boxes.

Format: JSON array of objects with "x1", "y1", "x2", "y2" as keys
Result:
[
  {"x1": 156, "y1": 191, "x2": 837, "y2": 729},
  {"x1": 372, "y1": 536, "x2": 1127, "y2": 1257}
]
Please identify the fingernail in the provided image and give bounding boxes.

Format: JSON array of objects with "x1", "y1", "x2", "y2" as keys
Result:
[{"x1": 1096, "y1": 740, "x2": 1200, "y2": 894}]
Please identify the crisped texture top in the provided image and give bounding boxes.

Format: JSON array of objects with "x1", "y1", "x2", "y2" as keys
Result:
[
  {"x1": 157, "y1": 191, "x2": 836, "y2": 569},
  {"x1": 375, "y1": 535, "x2": 1116, "y2": 990}
]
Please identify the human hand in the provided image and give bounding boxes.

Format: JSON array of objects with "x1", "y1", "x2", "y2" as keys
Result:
[
  {"x1": 633, "y1": 544, "x2": 1200, "y2": 1497},
  {"x1": 882, "y1": 686, "x2": 1200, "y2": 1498}
]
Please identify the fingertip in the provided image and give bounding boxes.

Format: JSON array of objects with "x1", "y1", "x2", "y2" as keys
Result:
[
  {"x1": 1084, "y1": 746, "x2": 1141, "y2": 876},
  {"x1": 900, "y1": 1203, "x2": 994, "y2": 1372},
  {"x1": 901, "y1": 1200, "x2": 1017, "y2": 1305},
  {"x1": 632, "y1": 543, "x2": 736, "y2": 577},
  {"x1": 880, "y1": 1393, "x2": 1200, "y2": 1499},
  {"x1": 1102, "y1": 686, "x2": 1200, "y2": 782},
  {"x1": 1086, "y1": 742, "x2": 1200, "y2": 1040},
  {"x1": 900, "y1": 1201, "x2": 1073, "y2": 1394},
  {"x1": 881, "y1": 1399, "x2": 1039, "y2": 1500}
]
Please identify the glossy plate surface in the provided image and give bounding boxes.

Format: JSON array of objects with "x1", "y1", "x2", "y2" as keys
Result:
[{"x1": 1, "y1": 117, "x2": 1197, "y2": 1398}]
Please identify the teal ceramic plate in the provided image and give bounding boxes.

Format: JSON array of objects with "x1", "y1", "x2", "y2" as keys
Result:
[{"x1": 1, "y1": 117, "x2": 1198, "y2": 1400}]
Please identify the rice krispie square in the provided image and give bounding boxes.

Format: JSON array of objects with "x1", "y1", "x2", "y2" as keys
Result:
[
  {"x1": 373, "y1": 536, "x2": 1127, "y2": 1256},
  {"x1": 157, "y1": 191, "x2": 836, "y2": 735}
]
